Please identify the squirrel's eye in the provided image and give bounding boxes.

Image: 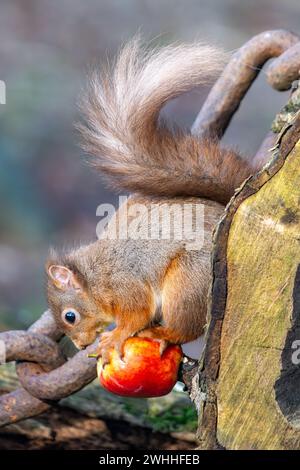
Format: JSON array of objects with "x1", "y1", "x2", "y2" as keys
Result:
[{"x1": 61, "y1": 309, "x2": 80, "y2": 326}]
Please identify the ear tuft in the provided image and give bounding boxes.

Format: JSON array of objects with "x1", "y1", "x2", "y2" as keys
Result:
[{"x1": 48, "y1": 265, "x2": 82, "y2": 291}]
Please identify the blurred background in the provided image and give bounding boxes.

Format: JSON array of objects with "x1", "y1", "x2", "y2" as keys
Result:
[{"x1": 0, "y1": 0, "x2": 299, "y2": 333}]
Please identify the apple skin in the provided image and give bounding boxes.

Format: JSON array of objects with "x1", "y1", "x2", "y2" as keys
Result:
[{"x1": 97, "y1": 337, "x2": 183, "y2": 398}]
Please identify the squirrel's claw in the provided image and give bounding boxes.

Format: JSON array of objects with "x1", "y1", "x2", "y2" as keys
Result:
[
  {"x1": 96, "y1": 331, "x2": 113, "y2": 366},
  {"x1": 99, "y1": 350, "x2": 111, "y2": 368},
  {"x1": 114, "y1": 340, "x2": 125, "y2": 360},
  {"x1": 97, "y1": 329, "x2": 126, "y2": 365}
]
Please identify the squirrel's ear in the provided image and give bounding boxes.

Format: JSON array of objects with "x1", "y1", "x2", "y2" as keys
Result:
[{"x1": 48, "y1": 265, "x2": 82, "y2": 291}]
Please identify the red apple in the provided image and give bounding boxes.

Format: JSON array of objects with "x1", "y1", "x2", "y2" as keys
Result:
[{"x1": 97, "y1": 337, "x2": 183, "y2": 398}]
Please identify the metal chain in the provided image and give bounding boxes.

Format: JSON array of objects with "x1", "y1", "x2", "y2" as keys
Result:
[
  {"x1": 0, "y1": 310, "x2": 98, "y2": 426},
  {"x1": 1, "y1": 29, "x2": 300, "y2": 428}
]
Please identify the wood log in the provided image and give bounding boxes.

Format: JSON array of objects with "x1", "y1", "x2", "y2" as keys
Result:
[{"x1": 198, "y1": 106, "x2": 300, "y2": 449}]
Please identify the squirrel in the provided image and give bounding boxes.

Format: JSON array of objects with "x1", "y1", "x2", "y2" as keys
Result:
[{"x1": 46, "y1": 37, "x2": 256, "y2": 365}]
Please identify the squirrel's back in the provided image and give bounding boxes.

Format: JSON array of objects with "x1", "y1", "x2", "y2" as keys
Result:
[{"x1": 78, "y1": 37, "x2": 252, "y2": 205}]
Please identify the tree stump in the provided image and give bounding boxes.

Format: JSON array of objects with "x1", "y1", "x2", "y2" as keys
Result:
[{"x1": 198, "y1": 110, "x2": 300, "y2": 449}]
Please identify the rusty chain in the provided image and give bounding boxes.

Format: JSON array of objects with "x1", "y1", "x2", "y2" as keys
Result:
[{"x1": 0, "y1": 29, "x2": 299, "y2": 428}]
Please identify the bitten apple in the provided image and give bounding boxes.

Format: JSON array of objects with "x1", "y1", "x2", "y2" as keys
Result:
[{"x1": 97, "y1": 337, "x2": 183, "y2": 398}]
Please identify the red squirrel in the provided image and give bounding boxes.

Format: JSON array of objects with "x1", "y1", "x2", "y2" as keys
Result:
[{"x1": 46, "y1": 38, "x2": 254, "y2": 364}]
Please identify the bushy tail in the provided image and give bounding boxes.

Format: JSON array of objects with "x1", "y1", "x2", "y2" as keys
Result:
[{"x1": 78, "y1": 37, "x2": 252, "y2": 204}]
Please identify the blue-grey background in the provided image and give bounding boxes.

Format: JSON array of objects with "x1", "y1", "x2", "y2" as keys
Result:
[{"x1": 0, "y1": 0, "x2": 298, "y2": 337}]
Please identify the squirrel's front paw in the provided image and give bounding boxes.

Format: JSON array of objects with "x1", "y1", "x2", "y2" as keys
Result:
[
  {"x1": 137, "y1": 329, "x2": 169, "y2": 355},
  {"x1": 97, "y1": 330, "x2": 125, "y2": 366}
]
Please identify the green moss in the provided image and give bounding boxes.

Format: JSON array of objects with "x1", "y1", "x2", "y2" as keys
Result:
[{"x1": 145, "y1": 401, "x2": 198, "y2": 433}]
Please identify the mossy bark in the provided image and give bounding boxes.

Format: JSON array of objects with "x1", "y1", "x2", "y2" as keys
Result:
[{"x1": 198, "y1": 111, "x2": 300, "y2": 449}]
